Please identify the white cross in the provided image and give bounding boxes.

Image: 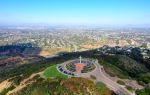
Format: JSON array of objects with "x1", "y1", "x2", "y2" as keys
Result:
[{"x1": 79, "y1": 56, "x2": 82, "y2": 63}]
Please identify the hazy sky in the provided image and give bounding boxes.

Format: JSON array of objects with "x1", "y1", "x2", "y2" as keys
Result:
[{"x1": 0, "y1": 0, "x2": 150, "y2": 25}]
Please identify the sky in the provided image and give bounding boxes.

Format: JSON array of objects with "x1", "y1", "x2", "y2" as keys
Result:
[{"x1": 0, "y1": 0, "x2": 150, "y2": 25}]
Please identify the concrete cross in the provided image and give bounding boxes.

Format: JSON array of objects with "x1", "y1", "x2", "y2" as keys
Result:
[{"x1": 79, "y1": 56, "x2": 82, "y2": 63}]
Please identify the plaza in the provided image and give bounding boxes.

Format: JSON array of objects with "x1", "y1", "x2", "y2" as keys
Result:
[{"x1": 57, "y1": 57, "x2": 96, "y2": 76}]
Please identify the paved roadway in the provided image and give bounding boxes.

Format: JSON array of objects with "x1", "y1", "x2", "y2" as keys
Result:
[{"x1": 78, "y1": 60, "x2": 135, "y2": 95}]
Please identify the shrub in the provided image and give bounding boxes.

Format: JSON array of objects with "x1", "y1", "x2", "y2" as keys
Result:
[
  {"x1": 90, "y1": 75, "x2": 96, "y2": 80},
  {"x1": 117, "y1": 80, "x2": 125, "y2": 85},
  {"x1": 126, "y1": 86, "x2": 134, "y2": 92}
]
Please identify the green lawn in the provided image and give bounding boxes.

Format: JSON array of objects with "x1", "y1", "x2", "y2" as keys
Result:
[{"x1": 43, "y1": 65, "x2": 68, "y2": 79}]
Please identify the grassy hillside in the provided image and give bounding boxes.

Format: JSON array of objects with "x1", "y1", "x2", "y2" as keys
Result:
[{"x1": 98, "y1": 54, "x2": 149, "y2": 82}]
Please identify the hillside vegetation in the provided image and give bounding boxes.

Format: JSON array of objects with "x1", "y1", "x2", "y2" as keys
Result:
[
  {"x1": 17, "y1": 77, "x2": 115, "y2": 95},
  {"x1": 0, "y1": 46, "x2": 150, "y2": 95}
]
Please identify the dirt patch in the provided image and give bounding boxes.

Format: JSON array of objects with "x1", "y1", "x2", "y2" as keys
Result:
[
  {"x1": 6, "y1": 72, "x2": 43, "y2": 95},
  {"x1": 39, "y1": 48, "x2": 71, "y2": 57},
  {"x1": 39, "y1": 50, "x2": 51, "y2": 56},
  {"x1": 0, "y1": 80, "x2": 12, "y2": 92}
]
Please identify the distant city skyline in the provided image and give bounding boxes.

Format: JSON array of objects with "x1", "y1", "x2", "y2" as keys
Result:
[{"x1": 0, "y1": 0, "x2": 150, "y2": 25}]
